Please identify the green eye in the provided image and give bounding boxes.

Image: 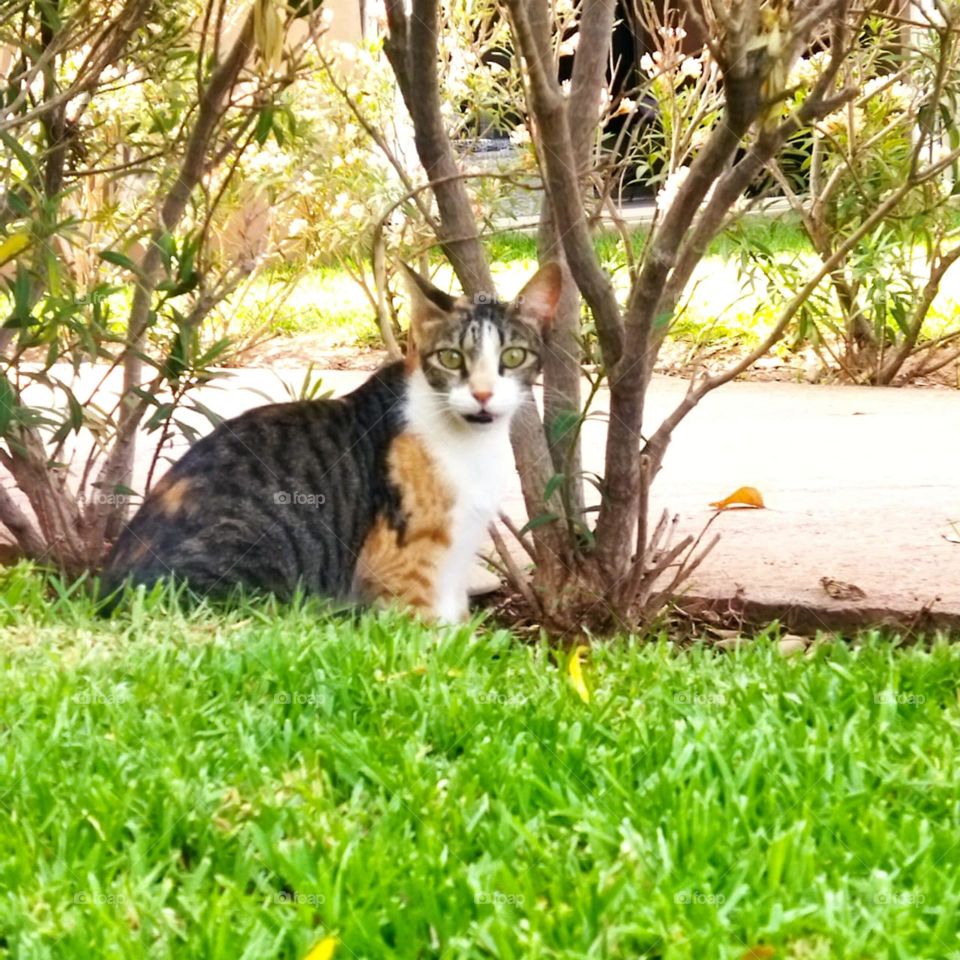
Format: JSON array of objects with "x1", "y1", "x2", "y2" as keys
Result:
[
  {"x1": 500, "y1": 346, "x2": 528, "y2": 369},
  {"x1": 434, "y1": 349, "x2": 463, "y2": 370}
]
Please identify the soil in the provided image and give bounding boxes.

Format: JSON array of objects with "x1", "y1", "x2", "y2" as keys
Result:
[
  {"x1": 240, "y1": 335, "x2": 388, "y2": 371},
  {"x1": 653, "y1": 338, "x2": 960, "y2": 388}
]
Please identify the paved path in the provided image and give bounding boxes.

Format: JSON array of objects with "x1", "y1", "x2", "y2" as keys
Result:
[
  {"x1": 158, "y1": 367, "x2": 960, "y2": 628},
  {"x1": 14, "y1": 364, "x2": 960, "y2": 629},
  {"x1": 617, "y1": 376, "x2": 960, "y2": 629}
]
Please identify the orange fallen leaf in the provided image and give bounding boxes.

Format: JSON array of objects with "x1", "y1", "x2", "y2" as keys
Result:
[{"x1": 710, "y1": 485, "x2": 765, "y2": 510}]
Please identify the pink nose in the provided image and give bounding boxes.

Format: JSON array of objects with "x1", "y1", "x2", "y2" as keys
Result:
[{"x1": 472, "y1": 390, "x2": 492, "y2": 405}]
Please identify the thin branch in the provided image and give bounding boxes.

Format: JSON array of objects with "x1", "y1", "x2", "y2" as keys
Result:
[
  {"x1": 87, "y1": 7, "x2": 257, "y2": 544},
  {"x1": 504, "y1": 0, "x2": 625, "y2": 369},
  {"x1": 644, "y1": 141, "x2": 960, "y2": 475},
  {"x1": 489, "y1": 521, "x2": 542, "y2": 617},
  {"x1": 499, "y1": 511, "x2": 538, "y2": 564}
]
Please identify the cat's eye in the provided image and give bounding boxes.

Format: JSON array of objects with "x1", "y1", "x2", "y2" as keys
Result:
[
  {"x1": 500, "y1": 346, "x2": 528, "y2": 369},
  {"x1": 434, "y1": 349, "x2": 463, "y2": 370}
]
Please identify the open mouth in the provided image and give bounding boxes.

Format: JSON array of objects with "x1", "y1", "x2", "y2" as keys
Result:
[{"x1": 463, "y1": 411, "x2": 495, "y2": 424}]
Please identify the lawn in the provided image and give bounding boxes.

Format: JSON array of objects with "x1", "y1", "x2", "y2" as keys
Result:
[
  {"x1": 218, "y1": 218, "x2": 960, "y2": 364},
  {"x1": 1, "y1": 565, "x2": 959, "y2": 959},
  {"x1": 222, "y1": 220, "x2": 813, "y2": 351}
]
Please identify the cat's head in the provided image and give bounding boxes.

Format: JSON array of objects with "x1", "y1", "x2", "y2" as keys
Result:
[{"x1": 403, "y1": 262, "x2": 562, "y2": 427}]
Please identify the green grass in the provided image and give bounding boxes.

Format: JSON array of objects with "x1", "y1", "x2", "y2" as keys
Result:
[
  {"x1": 485, "y1": 216, "x2": 811, "y2": 264},
  {"x1": 226, "y1": 217, "x2": 814, "y2": 349},
  {"x1": 2, "y1": 564, "x2": 960, "y2": 959}
]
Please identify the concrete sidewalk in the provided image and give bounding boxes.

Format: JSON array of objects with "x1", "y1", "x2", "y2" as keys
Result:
[
  {"x1": 147, "y1": 366, "x2": 960, "y2": 629},
  {"x1": 13, "y1": 364, "x2": 960, "y2": 629},
  {"x1": 606, "y1": 376, "x2": 960, "y2": 629}
]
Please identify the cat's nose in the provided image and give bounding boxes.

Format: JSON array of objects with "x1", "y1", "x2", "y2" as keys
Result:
[{"x1": 472, "y1": 390, "x2": 492, "y2": 406}]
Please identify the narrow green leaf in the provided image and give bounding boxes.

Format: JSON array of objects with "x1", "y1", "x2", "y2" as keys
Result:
[
  {"x1": 543, "y1": 473, "x2": 566, "y2": 503},
  {"x1": 653, "y1": 310, "x2": 673, "y2": 331},
  {"x1": 255, "y1": 106, "x2": 274, "y2": 145},
  {"x1": 517, "y1": 512, "x2": 561, "y2": 538},
  {"x1": 0, "y1": 131, "x2": 38, "y2": 177},
  {"x1": 99, "y1": 249, "x2": 144, "y2": 279},
  {"x1": 549, "y1": 409, "x2": 581, "y2": 444},
  {"x1": 0, "y1": 373, "x2": 16, "y2": 434}
]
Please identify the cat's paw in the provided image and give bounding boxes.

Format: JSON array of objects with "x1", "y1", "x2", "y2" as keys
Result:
[{"x1": 433, "y1": 593, "x2": 469, "y2": 625}]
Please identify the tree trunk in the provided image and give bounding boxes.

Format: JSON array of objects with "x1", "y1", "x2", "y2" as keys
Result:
[
  {"x1": 383, "y1": 0, "x2": 493, "y2": 296},
  {"x1": 536, "y1": 0, "x2": 615, "y2": 521}
]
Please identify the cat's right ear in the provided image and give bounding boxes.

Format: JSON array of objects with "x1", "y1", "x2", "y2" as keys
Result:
[{"x1": 512, "y1": 261, "x2": 563, "y2": 334}]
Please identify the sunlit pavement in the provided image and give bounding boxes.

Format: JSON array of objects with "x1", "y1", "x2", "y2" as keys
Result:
[{"x1": 13, "y1": 364, "x2": 960, "y2": 628}]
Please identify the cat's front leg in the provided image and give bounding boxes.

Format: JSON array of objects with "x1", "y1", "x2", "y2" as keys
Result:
[{"x1": 432, "y1": 588, "x2": 469, "y2": 625}]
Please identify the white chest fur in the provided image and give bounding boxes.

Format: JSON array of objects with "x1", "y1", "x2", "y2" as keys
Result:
[{"x1": 405, "y1": 369, "x2": 515, "y2": 621}]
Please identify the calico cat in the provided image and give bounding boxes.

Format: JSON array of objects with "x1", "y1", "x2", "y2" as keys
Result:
[{"x1": 101, "y1": 262, "x2": 561, "y2": 620}]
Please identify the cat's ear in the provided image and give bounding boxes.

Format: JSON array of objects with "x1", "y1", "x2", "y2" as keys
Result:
[
  {"x1": 512, "y1": 262, "x2": 562, "y2": 333},
  {"x1": 401, "y1": 264, "x2": 458, "y2": 342}
]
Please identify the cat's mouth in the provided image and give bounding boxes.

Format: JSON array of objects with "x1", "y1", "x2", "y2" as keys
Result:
[{"x1": 463, "y1": 411, "x2": 495, "y2": 424}]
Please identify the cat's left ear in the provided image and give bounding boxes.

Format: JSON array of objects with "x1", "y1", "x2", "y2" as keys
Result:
[
  {"x1": 401, "y1": 263, "x2": 458, "y2": 337},
  {"x1": 512, "y1": 262, "x2": 563, "y2": 333},
  {"x1": 401, "y1": 264, "x2": 460, "y2": 370}
]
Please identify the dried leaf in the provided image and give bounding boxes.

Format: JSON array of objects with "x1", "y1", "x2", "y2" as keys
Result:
[
  {"x1": 820, "y1": 577, "x2": 866, "y2": 601},
  {"x1": 740, "y1": 948, "x2": 776, "y2": 960},
  {"x1": 304, "y1": 936, "x2": 338, "y2": 960},
  {"x1": 709, "y1": 486, "x2": 765, "y2": 510},
  {"x1": 567, "y1": 645, "x2": 591, "y2": 704},
  {"x1": 778, "y1": 637, "x2": 807, "y2": 657},
  {"x1": 715, "y1": 636, "x2": 750, "y2": 652}
]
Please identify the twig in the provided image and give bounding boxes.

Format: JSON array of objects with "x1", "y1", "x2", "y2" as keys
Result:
[
  {"x1": 488, "y1": 520, "x2": 541, "y2": 617},
  {"x1": 499, "y1": 511, "x2": 537, "y2": 563}
]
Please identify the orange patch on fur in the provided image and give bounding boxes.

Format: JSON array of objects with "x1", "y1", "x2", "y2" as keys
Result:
[
  {"x1": 404, "y1": 346, "x2": 420, "y2": 374},
  {"x1": 356, "y1": 433, "x2": 454, "y2": 616},
  {"x1": 154, "y1": 477, "x2": 193, "y2": 515},
  {"x1": 129, "y1": 540, "x2": 150, "y2": 562}
]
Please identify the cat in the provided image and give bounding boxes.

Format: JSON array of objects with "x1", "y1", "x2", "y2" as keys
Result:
[{"x1": 101, "y1": 262, "x2": 561, "y2": 621}]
